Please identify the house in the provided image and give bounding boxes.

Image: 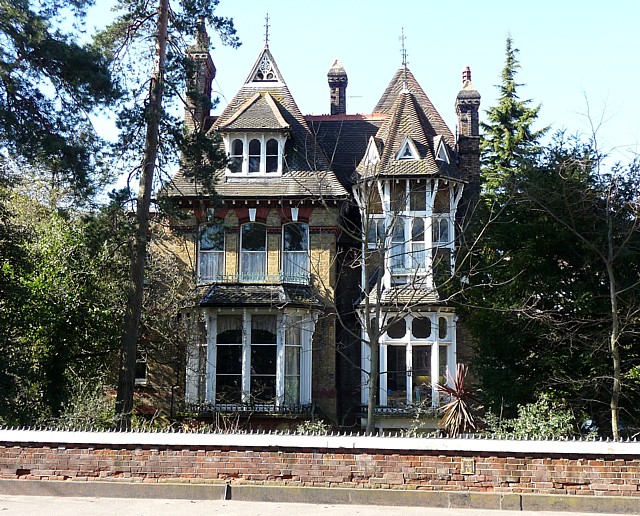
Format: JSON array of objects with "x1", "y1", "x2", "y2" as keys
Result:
[{"x1": 160, "y1": 21, "x2": 480, "y2": 430}]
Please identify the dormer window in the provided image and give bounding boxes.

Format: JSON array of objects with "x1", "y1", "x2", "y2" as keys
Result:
[
  {"x1": 436, "y1": 141, "x2": 450, "y2": 163},
  {"x1": 224, "y1": 133, "x2": 286, "y2": 176},
  {"x1": 396, "y1": 137, "x2": 418, "y2": 160}
]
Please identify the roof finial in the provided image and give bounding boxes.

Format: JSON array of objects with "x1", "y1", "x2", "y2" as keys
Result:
[
  {"x1": 264, "y1": 13, "x2": 270, "y2": 47},
  {"x1": 400, "y1": 28, "x2": 409, "y2": 93}
]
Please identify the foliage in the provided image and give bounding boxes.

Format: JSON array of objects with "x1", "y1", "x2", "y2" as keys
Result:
[
  {"x1": 54, "y1": 382, "x2": 118, "y2": 430},
  {"x1": 480, "y1": 35, "x2": 546, "y2": 193},
  {"x1": 483, "y1": 394, "x2": 577, "y2": 439},
  {"x1": 459, "y1": 132, "x2": 640, "y2": 435},
  {"x1": 0, "y1": 0, "x2": 120, "y2": 202},
  {"x1": 296, "y1": 419, "x2": 331, "y2": 435},
  {"x1": 0, "y1": 187, "x2": 130, "y2": 424},
  {"x1": 436, "y1": 364, "x2": 477, "y2": 437}
]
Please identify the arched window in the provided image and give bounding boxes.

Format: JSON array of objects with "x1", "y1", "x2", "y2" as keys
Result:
[
  {"x1": 283, "y1": 223, "x2": 309, "y2": 284},
  {"x1": 240, "y1": 223, "x2": 266, "y2": 280},
  {"x1": 229, "y1": 139, "x2": 243, "y2": 173},
  {"x1": 266, "y1": 138, "x2": 278, "y2": 173},
  {"x1": 411, "y1": 218, "x2": 426, "y2": 269},
  {"x1": 198, "y1": 224, "x2": 224, "y2": 281},
  {"x1": 248, "y1": 139, "x2": 261, "y2": 173},
  {"x1": 433, "y1": 218, "x2": 450, "y2": 245}
]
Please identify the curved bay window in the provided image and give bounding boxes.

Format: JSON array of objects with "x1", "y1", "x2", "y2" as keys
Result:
[
  {"x1": 371, "y1": 313, "x2": 456, "y2": 409},
  {"x1": 283, "y1": 222, "x2": 309, "y2": 284},
  {"x1": 199, "y1": 224, "x2": 224, "y2": 281},
  {"x1": 241, "y1": 223, "x2": 266, "y2": 281},
  {"x1": 225, "y1": 134, "x2": 285, "y2": 175}
]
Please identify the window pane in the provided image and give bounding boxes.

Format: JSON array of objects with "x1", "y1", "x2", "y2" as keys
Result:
[
  {"x1": 230, "y1": 139, "x2": 243, "y2": 173},
  {"x1": 433, "y1": 187, "x2": 450, "y2": 213},
  {"x1": 216, "y1": 375, "x2": 242, "y2": 403},
  {"x1": 200, "y1": 225, "x2": 224, "y2": 251},
  {"x1": 232, "y1": 139, "x2": 243, "y2": 155},
  {"x1": 250, "y1": 376, "x2": 276, "y2": 403},
  {"x1": 439, "y1": 317, "x2": 448, "y2": 339},
  {"x1": 216, "y1": 345, "x2": 242, "y2": 374},
  {"x1": 387, "y1": 345, "x2": 406, "y2": 405},
  {"x1": 241, "y1": 223, "x2": 266, "y2": 251},
  {"x1": 390, "y1": 180, "x2": 406, "y2": 212},
  {"x1": 411, "y1": 218, "x2": 424, "y2": 241},
  {"x1": 412, "y1": 317, "x2": 431, "y2": 339},
  {"x1": 387, "y1": 319, "x2": 406, "y2": 339},
  {"x1": 249, "y1": 138, "x2": 261, "y2": 173},
  {"x1": 412, "y1": 345, "x2": 431, "y2": 404},
  {"x1": 266, "y1": 139, "x2": 278, "y2": 172},
  {"x1": 251, "y1": 314, "x2": 277, "y2": 344},
  {"x1": 251, "y1": 345, "x2": 276, "y2": 374},
  {"x1": 284, "y1": 223, "x2": 308, "y2": 251},
  {"x1": 217, "y1": 315, "x2": 242, "y2": 344},
  {"x1": 409, "y1": 180, "x2": 426, "y2": 211},
  {"x1": 439, "y1": 344, "x2": 448, "y2": 383}
]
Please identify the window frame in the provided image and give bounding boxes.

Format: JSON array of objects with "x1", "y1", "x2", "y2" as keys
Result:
[
  {"x1": 282, "y1": 222, "x2": 310, "y2": 284},
  {"x1": 240, "y1": 222, "x2": 267, "y2": 282},
  {"x1": 224, "y1": 133, "x2": 286, "y2": 176},
  {"x1": 198, "y1": 223, "x2": 225, "y2": 282}
]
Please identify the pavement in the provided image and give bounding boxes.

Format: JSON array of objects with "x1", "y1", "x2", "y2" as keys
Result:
[{"x1": 0, "y1": 496, "x2": 629, "y2": 516}]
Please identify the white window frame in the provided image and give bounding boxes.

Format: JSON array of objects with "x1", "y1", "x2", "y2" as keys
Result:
[
  {"x1": 224, "y1": 133, "x2": 287, "y2": 176},
  {"x1": 188, "y1": 309, "x2": 314, "y2": 407},
  {"x1": 240, "y1": 222, "x2": 267, "y2": 282},
  {"x1": 198, "y1": 223, "x2": 225, "y2": 283},
  {"x1": 282, "y1": 222, "x2": 310, "y2": 284},
  {"x1": 361, "y1": 312, "x2": 456, "y2": 408}
]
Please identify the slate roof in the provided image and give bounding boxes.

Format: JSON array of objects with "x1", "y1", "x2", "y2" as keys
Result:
[
  {"x1": 200, "y1": 284, "x2": 324, "y2": 308},
  {"x1": 163, "y1": 45, "x2": 348, "y2": 201},
  {"x1": 306, "y1": 114, "x2": 385, "y2": 186},
  {"x1": 363, "y1": 284, "x2": 443, "y2": 309},
  {"x1": 164, "y1": 168, "x2": 347, "y2": 199},
  {"x1": 373, "y1": 68, "x2": 454, "y2": 147}
]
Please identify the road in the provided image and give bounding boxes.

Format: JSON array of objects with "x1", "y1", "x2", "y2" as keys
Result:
[{"x1": 0, "y1": 496, "x2": 627, "y2": 516}]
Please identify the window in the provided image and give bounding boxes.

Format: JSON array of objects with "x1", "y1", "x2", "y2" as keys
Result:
[
  {"x1": 240, "y1": 223, "x2": 266, "y2": 281},
  {"x1": 199, "y1": 224, "x2": 224, "y2": 281},
  {"x1": 390, "y1": 180, "x2": 407, "y2": 212},
  {"x1": 409, "y1": 179, "x2": 426, "y2": 211},
  {"x1": 266, "y1": 139, "x2": 278, "y2": 173},
  {"x1": 410, "y1": 218, "x2": 426, "y2": 269},
  {"x1": 390, "y1": 218, "x2": 405, "y2": 272},
  {"x1": 432, "y1": 217, "x2": 450, "y2": 246},
  {"x1": 283, "y1": 223, "x2": 309, "y2": 283},
  {"x1": 366, "y1": 217, "x2": 385, "y2": 248},
  {"x1": 187, "y1": 310, "x2": 314, "y2": 408},
  {"x1": 374, "y1": 313, "x2": 456, "y2": 408},
  {"x1": 248, "y1": 139, "x2": 261, "y2": 173},
  {"x1": 225, "y1": 134, "x2": 285, "y2": 175},
  {"x1": 229, "y1": 139, "x2": 243, "y2": 173},
  {"x1": 250, "y1": 315, "x2": 277, "y2": 403}
]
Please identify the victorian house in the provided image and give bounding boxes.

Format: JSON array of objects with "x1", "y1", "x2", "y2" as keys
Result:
[{"x1": 160, "y1": 22, "x2": 480, "y2": 430}]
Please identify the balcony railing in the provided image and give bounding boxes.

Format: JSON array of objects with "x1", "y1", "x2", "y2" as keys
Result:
[
  {"x1": 180, "y1": 401, "x2": 314, "y2": 416},
  {"x1": 198, "y1": 272, "x2": 310, "y2": 285}
]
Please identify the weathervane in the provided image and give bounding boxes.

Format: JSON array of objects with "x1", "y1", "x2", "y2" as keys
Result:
[
  {"x1": 264, "y1": 13, "x2": 270, "y2": 47},
  {"x1": 400, "y1": 28, "x2": 408, "y2": 91}
]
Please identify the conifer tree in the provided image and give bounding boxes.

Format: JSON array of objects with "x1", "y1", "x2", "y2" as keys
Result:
[{"x1": 480, "y1": 35, "x2": 546, "y2": 192}]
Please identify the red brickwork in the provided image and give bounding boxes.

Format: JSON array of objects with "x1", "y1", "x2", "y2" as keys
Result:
[{"x1": 1, "y1": 442, "x2": 639, "y2": 496}]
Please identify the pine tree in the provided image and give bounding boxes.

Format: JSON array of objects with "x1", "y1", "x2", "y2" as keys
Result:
[{"x1": 480, "y1": 35, "x2": 546, "y2": 192}]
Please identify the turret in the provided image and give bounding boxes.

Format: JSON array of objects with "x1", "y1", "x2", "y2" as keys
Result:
[
  {"x1": 455, "y1": 66, "x2": 481, "y2": 187},
  {"x1": 327, "y1": 59, "x2": 348, "y2": 115},
  {"x1": 185, "y1": 16, "x2": 216, "y2": 132}
]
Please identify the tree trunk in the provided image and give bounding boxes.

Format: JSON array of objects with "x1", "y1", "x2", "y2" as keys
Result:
[
  {"x1": 606, "y1": 261, "x2": 620, "y2": 440},
  {"x1": 366, "y1": 336, "x2": 379, "y2": 434},
  {"x1": 115, "y1": 0, "x2": 169, "y2": 431}
]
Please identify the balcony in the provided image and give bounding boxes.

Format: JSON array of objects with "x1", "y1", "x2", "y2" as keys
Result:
[{"x1": 199, "y1": 252, "x2": 310, "y2": 285}]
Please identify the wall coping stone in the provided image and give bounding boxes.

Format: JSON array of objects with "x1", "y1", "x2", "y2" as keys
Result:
[{"x1": 1, "y1": 428, "x2": 638, "y2": 456}]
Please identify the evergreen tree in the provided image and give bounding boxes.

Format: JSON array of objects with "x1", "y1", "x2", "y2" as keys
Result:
[
  {"x1": 480, "y1": 35, "x2": 546, "y2": 192},
  {"x1": 0, "y1": 0, "x2": 119, "y2": 202}
]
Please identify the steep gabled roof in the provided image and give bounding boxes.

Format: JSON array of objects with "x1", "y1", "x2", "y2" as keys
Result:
[
  {"x1": 373, "y1": 68, "x2": 454, "y2": 147},
  {"x1": 213, "y1": 45, "x2": 331, "y2": 172},
  {"x1": 218, "y1": 92, "x2": 289, "y2": 131}
]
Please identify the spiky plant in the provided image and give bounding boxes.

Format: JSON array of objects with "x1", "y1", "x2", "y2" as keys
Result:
[{"x1": 437, "y1": 364, "x2": 477, "y2": 437}]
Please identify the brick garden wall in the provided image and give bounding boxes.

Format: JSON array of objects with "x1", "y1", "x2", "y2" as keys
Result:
[{"x1": 0, "y1": 430, "x2": 639, "y2": 498}]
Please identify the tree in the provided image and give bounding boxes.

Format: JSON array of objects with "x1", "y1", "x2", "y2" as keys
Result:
[
  {"x1": 0, "y1": 0, "x2": 119, "y2": 203},
  {"x1": 480, "y1": 35, "x2": 546, "y2": 193},
  {"x1": 95, "y1": 0, "x2": 238, "y2": 429},
  {"x1": 459, "y1": 133, "x2": 640, "y2": 438}
]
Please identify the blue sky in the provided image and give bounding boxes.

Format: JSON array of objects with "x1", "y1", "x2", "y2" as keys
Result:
[{"x1": 89, "y1": 0, "x2": 640, "y2": 163}]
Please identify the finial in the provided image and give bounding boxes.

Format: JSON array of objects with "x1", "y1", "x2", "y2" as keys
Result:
[
  {"x1": 400, "y1": 28, "x2": 409, "y2": 93},
  {"x1": 462, "y1": 66, "x2": 472, "y2": 84},
  {"x1": 264, "y1": 13, "x2": 270, "y2": 47},
  {"x1": 194, "y1": 15, "x2": 210, "y2": 49}
]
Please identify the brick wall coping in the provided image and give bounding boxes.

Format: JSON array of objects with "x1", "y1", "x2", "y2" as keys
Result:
[{"x1": 1, "y1": 428, "x2": 639, "y2": 456}]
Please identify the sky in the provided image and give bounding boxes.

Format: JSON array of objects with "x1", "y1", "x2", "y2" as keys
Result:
[{"x1": 88, "y1": 0, "x2": 640, "y2": 165}]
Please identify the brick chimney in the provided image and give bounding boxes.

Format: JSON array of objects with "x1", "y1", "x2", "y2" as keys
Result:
[
  {"x1": 185, "y1": 16, "x2": 216, "y2": 132},
  {"x1": 327, "y1": 59, "x2": 348, "y2": 115},
  {"x1": 455, "y1": 66, "x2": 481, "y2": 187}
]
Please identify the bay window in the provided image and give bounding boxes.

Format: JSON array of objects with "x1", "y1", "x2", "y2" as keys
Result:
[{"x1": 225, "y1": 133, "x2": 285, "y2": 175}]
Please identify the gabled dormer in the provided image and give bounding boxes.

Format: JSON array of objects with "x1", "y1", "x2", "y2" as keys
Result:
[
  {"x1": 433, "y1": 135, "x2": 450, "y2": 164},
  {"x1": 396, "y1": 136, "x2": 419, "y2": 160}
]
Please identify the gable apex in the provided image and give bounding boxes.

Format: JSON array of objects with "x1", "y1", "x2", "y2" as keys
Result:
[{"x1": 245, "y1": 46, "x2": 285, "y2": 85}]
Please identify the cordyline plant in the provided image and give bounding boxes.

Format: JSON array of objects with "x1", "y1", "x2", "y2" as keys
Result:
[{"x1": 437, "y1": 364, "x2": 477, "y2": 437}]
